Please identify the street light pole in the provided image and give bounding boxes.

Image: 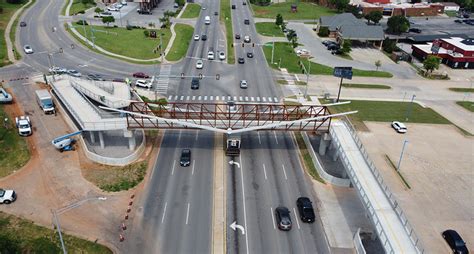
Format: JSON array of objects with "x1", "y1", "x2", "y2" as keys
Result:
[
  {"x1": 396, "y1": 139, "x2": 409, "y2": 171},
  {"x1": 405, "y1": 94, "x2": 416, "y2": 121},
  {"x1": 271, "y1": 36, "x2": 275, "y2": 64},
  {"x1": 304, "y1": 58, "x2": 311, "y2": 98},
  {"x1": 119, "y1": 9, "x2": 123, "y2": 27}
]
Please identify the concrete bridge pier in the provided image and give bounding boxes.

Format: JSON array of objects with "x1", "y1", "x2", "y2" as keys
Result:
[
  {"x1": 124, "y1": 130, "x2": 136, "y2": 151},
  {"x1": 319, "y1": 133, "x2": 331, "y2": 156},
  {"x1": 98, "y1": 131, "x2": 105, "y2": 149}
]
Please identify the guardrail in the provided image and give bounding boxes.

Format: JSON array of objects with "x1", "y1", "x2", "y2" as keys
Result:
[
  {"x1": 353, "y1": 228, "x2": 366, "y2": 254},
  {"x1": 335, "y1": 117, "x2": 425, "y2": 253},
  {"x1": 92, "y1": 81, "x2": 114, "y2": 94},
  {"x1": 69, "y1": 78, "x2": 127, "y2": 109}
]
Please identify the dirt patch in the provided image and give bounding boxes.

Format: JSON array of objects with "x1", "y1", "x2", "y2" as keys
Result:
[{"x1": 255, "y1": 9, "x2": 270, "y2": 15}]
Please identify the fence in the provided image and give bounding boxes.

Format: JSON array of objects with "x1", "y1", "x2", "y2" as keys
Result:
[{"x1": 353, "y1": 228, "x2": 366, "y2": 254}]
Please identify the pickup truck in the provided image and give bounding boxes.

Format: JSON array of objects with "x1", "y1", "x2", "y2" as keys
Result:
[
  {"x1": 15, "y1": 116, "x2": 32, "y2": 136},
  {"x1": 0, "y1": 189, "x2": 16, "y2": 204}
]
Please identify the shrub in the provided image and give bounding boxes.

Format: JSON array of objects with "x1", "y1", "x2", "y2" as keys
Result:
[
  {"x1": 76, "y1": 20, "x2": 88, "y2": 25},
  {"x1": 144, "y1": 30, "x2": 150, "y2": 37},
  {"x1": 126, "y1": 25, "x2": 133, "y2": 30},
  {"x1": 318, "y1": 26, "x2": 329, "y2": 37},
  {"x1": 0, "y1": 7, "x2": 3, "y2": 13},
  {"x1": 78, "y1": 10, "x2": 85, "y2": 14}
]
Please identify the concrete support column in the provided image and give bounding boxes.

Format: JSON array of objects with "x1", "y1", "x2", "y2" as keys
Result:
[
  {"x1": 319, "y1": 133, "x2": 331, "y2": 156},
  {"x1": 89, "y1": 131, "x2": 95, "y2": 143},
  {"x1": 124, "y1": 130, "x2": 135, "y2": 151},
  {"x1": 332, "y1": 148, "x2": 339, "y2": 162},
  {"x1": 98, "y1": 131, "x2": 105, "y2": 149}
]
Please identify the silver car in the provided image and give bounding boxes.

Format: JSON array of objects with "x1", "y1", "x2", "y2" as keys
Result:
[{"x1": 23, "y1": 45, "x2": 34, "y2": 54}]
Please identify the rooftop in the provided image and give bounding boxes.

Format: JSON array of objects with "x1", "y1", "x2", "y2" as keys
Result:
[
  {"x1": 320, "y1": 13, "x2": 384, "y2": 40},
  {"x1": 441, "y1": 37, "x2": 474, "y2": 51}
]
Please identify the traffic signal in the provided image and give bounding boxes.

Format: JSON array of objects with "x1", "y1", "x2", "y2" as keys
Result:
[
  {"x1": 181, "y1": 73, "x2": 185, "y2": 79},
  {"x1": 199, "y1": 73, "x2": 203, "y2": 79},
  {"x1": 216, "y1": 74, "x2": 220, "y2": 80}
]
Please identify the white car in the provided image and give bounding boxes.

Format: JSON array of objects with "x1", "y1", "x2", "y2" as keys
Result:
[
  {"x1": 67, "y1": 69, "x2": 81, "y2": 77},
  {"x1": 296, "y1": 49, "x2": 310, "y2": 56},
  {"x1": 196, "y1": 59, "x2": 203, "y2": 69},
  {"x1": 244, "y1": 35, "x2": 251, "y2": 43},
  {"x1": 116, "y1": 3, "x2": 123, "y2": 9},
  {"x1": 121, "y1": 0, "x2": 127, "y2": 5},
  {"x1": 15, "y1": 116, "x2": 32, "y2": 136},
  {"x1": 240, "y1": 80, "x2": 248, "y2": 89},
  {"x1": 219, "y1": 51, "x2": 226, "y2": 60},
  {"x1": 49, "y1": 66, "x2": 67, "y2": 74},
  {"x1": 0, "y1": 88, "x2": 13, "y2": 104},
  {"x1": 194, "y1": 34, "x2": 200, "y2": 41},
  {"x1": 391, "y1": 121, "x2": 407, "y2": 133},
  {"x1": 0, "y1": 189, "x2": 16, "y2": 204},
  {"x1": 107, "y1": 6, "x2": 119, "y2": 11},
  {"x1": 135, "y1": 79, "x2": 152, "y2": 89},
  {"x1": 208, "y1": 51, "x2": 215, "y2": 60},
  {"x1": 23, "y1": 45, "x2": 33, "y2": 54}
]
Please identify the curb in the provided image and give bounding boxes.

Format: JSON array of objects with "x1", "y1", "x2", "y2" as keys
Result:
[{"x1": 4, "y1": 0, "x2": 34, "y2": 63}]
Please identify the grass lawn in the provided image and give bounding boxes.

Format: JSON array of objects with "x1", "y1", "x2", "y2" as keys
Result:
[
  {"x1": 449, "y1": 87, "x2": 474, "y2": 93},
  {"x1": 263, "y1": 42, "x2": 393, "y2": 78},
  {"x1": 252, "y1": 1, "x2": 336, "y2": 20},
  {"x1": 294, "y1": 132, "x2": 325, "y2": 183},
  {"x1": 0, "y1": 0, "x2": 26, "y2": 67},
  {"x1": 444, "y1": 11, "x2": 457, "y2": 17},
  {"x1": 342, "y1": 83, "x2": 391, "y2": 89},
  {"x1": 166, "y1": 23, "x2": 194, "y2": 61},
  {"x1": 69, "y1": 0, "x2": 96, "y2": 15},
  {"x1": 255, "y1": 22, "x2": 284, "y2": 37},
  {"x1": 74, "y1": 25, "x2": 171, "y2": 60},
  {"x1": 456, "y1": 101, "x2": 474, "y2": 112},
  {"x1": 0, "y1": 105, "x2": 30, "y2": 178},
  {"x1": 0, "y1": 211, "x2": 112, "y2": 253},
  {"x1": 221, "y1": 0, "x2": 234, "y2": 64},
  {"x1": 82, "y1": 161, "x2": 147, "y2": 192},
  {"x1": 180, "y1": 3, "x2": 201, "y2": 18}
]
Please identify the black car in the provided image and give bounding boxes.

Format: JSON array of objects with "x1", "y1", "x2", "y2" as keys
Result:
[
  {"x1": 235, "y1": 34, "x2": 241, "y2": 39},
  {"x1": 214, "y1": 11, "x2": 218, "y2": 15},
  {"x1": 322, "y1": 40, "x2": 336, "y2": 46},
  {"x1": 232, "y1": 4, "x2": 236, "y2": 9},
  {"x1": 331, "y1": 49, "x2": 343, "y2": 55},
  {"x1": 296, "y1": 197, "x2": 316, "y2": 223},
  {"x1": 201, "y1": 34, "x2": 207, "y2": 41},
  {"x1": 246, "y1": 52, "x2": 253, "y2": 58},
  {"x1": 20, "y1": 21, "x2": 27, "y2": 27},
  {"x1": 409, "y1": 28, "x2": 422, "y2": 33},
  {"x1": 244, "y1": 19, "x2": 250, "y2": 25},
  {"x1": 191, "y1": 77, "x2": 199, "y2": 90},
  {"x1": 243, "y1": 1, "x2": 246, "y2": 5},
  {"x1": 442, "y1": 230, "x2": 469, "y2": 254},
  {"x1": 454, "y1": 19, "x2": 463, "y2": 23},
  {"x1": 87, "y1": 73, "x2": 105, "y2": 81},
  {"x1": 327, "y1": 44, "x2": 340, "y2": 50},
  {"x1": 275, "y1": 207, "x2": 292, "y2": 231},
  {"x1": 180, "y1": 149, "x2": 191, "y2": 167},
  {"x1": 137, "y1": 9, "x2": 152, "y2": 15},
  {"x1": 238, "y1": 57, "x2": 245, "y2": 64}
]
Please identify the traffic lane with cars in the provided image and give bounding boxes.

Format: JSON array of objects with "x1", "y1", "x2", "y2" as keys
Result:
[
  {"x1": 124, "y1": 130, "x2": 214, "y2": 253},
  {"x1": 227, "y1": 132, "x2": 330, "y2": 254}
]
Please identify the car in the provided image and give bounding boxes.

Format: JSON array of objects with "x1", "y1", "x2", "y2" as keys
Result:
[
  {"x1": 246, "y1": 52, "x2": 253, "y2": 58},
  {"x1": 20, "y1": 21, "x2": 27, "y2": 27},
  {"x1": 173, "y1": 3, "x2": 179, "y2": 8},
  {"x1": 454, "y1": 19, "x2": 463, "y2": 23},
  {"x1": 133, "y1": 72, "x2": 150, "y2": 78},
  {"x1": 296, "y1": 49, "x2": 310, "y2": 56},
  {"x1": 191, "y1": 77, "x2": 200, "y2": 89},
  {"x1": 180, "y1": 149, "x2": 191, "y2": 166},
  {"x1": 0, "y1": 88, "x2": 13, "y2": 104},
  {"x1": 0, "y1": 189, "x2": 16, "y2": 204},
  {"x1": 121, "y1": 0, "x2": 127, "y2": 5},
  {"x1": 135, "y1": 79, "x2": 152, "y2": 89},
  {"x1": 240, "y1": 80, "x2": 248, "y2": 89},
  {"x1": 194, "y1": 34, "x2": 200, "y2": 41},
  {"x1": 409, "y1": 28, "x2": 422, "y2": 33},
  {"x1": 23, "y1": 45, "x2": 33, "y2": 54},
  {"x1": 243, "y1": 1, "x2": 246, "y2": 5},
  {"x1": 322, "y1": 40, "x2": 336, "y2": 46},
  {"x1": 244, "y1": 35, "x2": 250, "y2": 43},
  {"x1": 49, "y1": 66, "x2": 67, "y2": 74},
  {"x1": 99, "y1": 11, "x2": 113, "y2": 17},
  {"x1": 67, "y1": 69, "x2": 81, "y2": 77},
  {"x1": 201, "y1": 34, "x2": 207, "y2": 41},
  {"x1": 87, "y1": 73, "x2": 105, "y2": 81},
  {"x1": 235, "y1": 33, "x2": 241, "y2": 39},
  {"x1": 244, "y1": 19, "x2": 250, "y2": 25},
  {"x1": 208, "y1": 51, "x2": 215, "y2": 60},
  {"x1": 442, "y1": 230, "x2": 469, "y2": 254},
  {"x1": 137, "y1": 9, "x2": 152, "y2": 15},
  {"x1": 327, "y1": 44, "x2": 340, "y2": 50},
  {"x1": 232, "y1": 4, "x2": 236, "y2": 9},
  {"x1": 116, "y1": 3, "x2": 123, "y2": 9},
  {"x1": 219, "y1": 51, "x2": 226, "y2": 60},
  {"x1": 331, "y1": 49, "x2": 343, "y2": 55},
  {"x1": 238, "y1": 57, "x2": 245, "y2": 64},
  {"x1": 214, "y1": 11, "x2": 218, "y2": 15},
  {"x1": 107, "y1": 6, "x2": 119, "y2": 11},
  {"x1": 196, "y1": 59, "x2": 203, "y2": 69},
  {"x1": 391, "y1": 121, "x2": 407, "y2": 133},
  {"x1": 275, "y1": 207, "x2": 292, "y2": 231},
  {"x1": 463, "y1": 13, "x2": 470, "y2": 18},
  {"x1": 15, "y1": 116, "x2": 32, "y2": 136},
  {"x1": 296, "y1": 197, "x2": 316, "y2": 223},
  {"x1": 202, "y1": 6, "x2": 206, "y2": 10}
]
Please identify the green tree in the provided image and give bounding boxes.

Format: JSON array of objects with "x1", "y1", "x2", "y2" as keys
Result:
[
  {"x1": 365, "y1": 11, "x2": 382, "y2": 25},
  {"x1": 102, "y1": 16, "x2": 115, "y2": 27},
  {"x1": 291, "y1": 37, "x2": 298, "y2": 49},
  {"x1": 375, "y1": 60, "x2": 382, "y2": 71},
  {"x1": 345, "y1": 4, "x2": 363, "y2": 18},
  {"x1": 6, "y1": 0, "x2": 25, "y2": 4},
  {"x1": 329, "y1": 0, "x2": 350, "y2": 12},
  {"x1": 423, "y1": 55, "x2": 441, "y2": 76},
  {"x1": 94, "y1": 7, "x2": 103, "y2": 14},
  {"x1": 382, "y1": 38, "x2": 397, "y2": 53},
  {"x1": 275, "y1": 14, "x2": 283, "y2": 26},
  {"x1": 386, "y1": 15, "x2": 410, "y2": 34},
  {"x1": 341, "y1": 40, "x2": 352, "y2": 54},
  {"x1": 175, "y1": 0, "x2": 185, "y2": 6},
  {"x1": 286, "y1": 29, "x2": 297, "y2": 41},
  {"x1": 318, "y1": 26, "x2": 330, "y2": 37}
]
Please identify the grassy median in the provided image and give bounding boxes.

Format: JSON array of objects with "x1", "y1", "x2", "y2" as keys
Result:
[
  {"x1": 456, "y1": 101, "x2": 474, "y2": 112},
  {"x1": 82, "y1": 161, "x2": 147, "y2": 192},
  {"x1": 252, "y1": 1, "x2": 335, "y2": 20},
  {"x1": 342, "y1": 83, "x2": 391, "y2": 89},
  {"x1": 449, "y1": 87, "x2": 474, "y2": 93},
  {"x1": 180, "y1": 3, "x2": 201, "y2": 18},
  {"x1": 220, "y1": 0, "x2": 235, "y2": 64},
  {"x1": 0, "y1": 0, "x2": 26, "y2": 66},
  {"x1": 166, "y1": 24, "x2": 194, "y2": 61},
  {"x1": 255, "y1": 22, "x2": 284, "y2": 37},
  {"x1": 294, "y1": 132, "x2": 325, "y2": 183},
  {"x1": 263, "y1": 42, "x2": 393, "y2": 78}
]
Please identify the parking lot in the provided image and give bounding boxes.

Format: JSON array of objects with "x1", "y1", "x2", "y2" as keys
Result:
[
  {"x1": 381, "y1": 16, "x2": 474, "y2": 37},
  {"x1": 359, "y1": 122, "x2": 473, "y2": 253}
]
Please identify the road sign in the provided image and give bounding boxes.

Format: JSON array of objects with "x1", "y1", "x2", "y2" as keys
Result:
[{"x1": 333, "y1": 67, "x2": 353, "y2": 80}]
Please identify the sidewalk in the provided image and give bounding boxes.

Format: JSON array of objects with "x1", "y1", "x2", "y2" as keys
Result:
[{"x1": 4, "y1": 0, "x2": 34, "y2": 64}]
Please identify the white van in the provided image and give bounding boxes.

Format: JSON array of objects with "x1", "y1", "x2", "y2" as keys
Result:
[{"x1": 204, "y1": 16, "x2": 211, "y2": 25}]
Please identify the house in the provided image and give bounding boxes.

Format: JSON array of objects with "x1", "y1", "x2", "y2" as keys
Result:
[
  {"x1": 411, "y1": 37, "x2": 474, "y2": 69},
  {"x1": 438, "y1": 2, "x2": 460, "y2": 12},
  {"x1": 318, "y1": 13, "x2": 384, "y2": 47}
]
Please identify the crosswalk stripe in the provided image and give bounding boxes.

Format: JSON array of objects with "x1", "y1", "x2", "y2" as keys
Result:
[
  {"x1": 204, "y1": 96, "x2": 207, "y2": 101},
  {"x1": 168, "y1": 95, "x2": 172, "y2": 100},
  {"x1": 267, "y1": 97, "x2": 272, "y2": 102},
  {"x1": 227, "y1": 96, "x2": 231, "y2": 101},
  {"x1": 274, "y1": 97, "x2": 278, "y2": 103},
  {"x1": 216, "y1": 96, "x2": 219, "y2": 101},
  {"x1": 210, "y1": 96, "x2": 214, "y2": 101},
  {"x1": 175, "y1": 95, "x2": 178, "y2": 100},
  {"x1": 245, "y1": 96, "x2": 248, "y2": 101},
  {"x1": 192, "y1": 96, "x2": 196, "y2": 100},
  {"x1": 198, "y1": 96, "x2": 202, "y2": 100},
  {"x1": 257, "y1": 97, "x2": 260, "y2": 102},
  {"x1": 186, "y1": 96, "x2": 190, "y2": 100},
  {"x1": 239, "y1": 96, "x2": 243, "y2": 101},
  {"x1": 251, "y1": 97, "x2": 255, "y2": 102},
  {"x1": 233, "y1": 96, "x2": 237, "y2": 101},
  {"x1": 263, "y1": 97, "x2": 267, "y2": 102},
  {"x1": 180, "y1": 96, "x2": 184, "y2": 100}
]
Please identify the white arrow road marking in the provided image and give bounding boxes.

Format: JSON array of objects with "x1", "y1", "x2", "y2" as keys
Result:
[
  {"x1": 229, "y1": 160, "x2": 240, "y2": 168},
  {"x1": 230, "y1": 221, "x2": 246, "y2": 235}
]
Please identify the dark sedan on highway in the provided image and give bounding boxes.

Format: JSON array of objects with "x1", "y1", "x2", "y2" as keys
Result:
[
  {"x1": 133, "y1": 72, "x2": 150, "y2": 78},
  {"x1": 275, "y1": 206, "x2": 292, "y2": 231},
  {"x1": 296, "y1": 197, "x2": 315, "y2": 223}
]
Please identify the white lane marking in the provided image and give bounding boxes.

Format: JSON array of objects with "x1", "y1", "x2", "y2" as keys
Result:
[
  {"x1": 180, "y1": 95, "x2": 184, "y2": 100},
  {"x1": 161, "y1": 202, "x2": 168, "y2": 224},
  {"x1": 171, "y1": 160, "x2": 177, "y2": 175},
  {"x1": 239, "y1": 96, "x2": 243, "y2": 101},
  {"x1": 174, "y1": 95, "x2": 178, "y2": 100},
  {"x1": 228, "y1": 96, "x2": 231, "y2": 101},
  {"x1": 233, "y1": 96, "x2": 237, "y2": 101},
  {"x1": 274, "y1": 97, "x2": 278, "y2": 103},
  {"x1": 257, "y1": 132, "x2": 261, "y2": 144},
  {"x1": 198, "y1": 95, "x2": 202, "y2": 100},
  {"x1": 293, "y1": 207, "x2": 301, "y2": 229},
  {"x1": 168, "y1": 95, "x2": 172, "y2": 100},
  {"x1": 210, "y1": 95, "x2": 214, "y2": 101},
  {"x1": 263, "y1": 163, "x2": 267, "y2": 180},
  {"x1": 204, "y1": 95, "x2": 208, "y2": 101},
  {"x1": 251, "y1": 97, "x2": 255, "y2": 102},
  {"x1": 192, "y1": 95, "x2": 196, "y2": 100},
  {"x1": 239, "y1": 154, "x2": 250, "y2": 254},
  {"x1": 262, "y1": 97, "x2": 266, "y2": 102},
  {"x1": 273, "y1": 131, "x2": 279, "y2": 144},
  {"x1": 192, "y1": 159, "x2": 196, "y2": 175},
  {"x1": 216, "y1": 96, "x2": 219, "y2": 101},
  {"x1": 256, "y1": 97, "x2": 260, "y2": 102},
  {"x1": 282, "y1": 164, "x2": 288, "y2": 180},
  {"x1": 268, "y1": 97, "x2": 272, "y2": 102},
  {"x1": 195, "y1": 130, "x2": 199, "y2": 141},
  {"x1": 186, "y1": 203, "x2": 190, "y2": 225},
  {"x1": 271, "y1": 207, "x2": 276, "y2": 229},
  {"x1": 186, "y1": 95, "x2": 190, "y2": 100},
  {"x1": 245, "y1": 96, "x2": 248, "y2": 101}
]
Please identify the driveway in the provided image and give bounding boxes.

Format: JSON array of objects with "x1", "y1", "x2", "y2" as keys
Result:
[{"x1": 286, "y1": 22, "x2": 419, "y2": 79}]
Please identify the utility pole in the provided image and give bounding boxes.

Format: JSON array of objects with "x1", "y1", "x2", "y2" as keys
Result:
[
  {"x1": 397, "y1": 139, "x2": 409, "y2": 171},
  {"x1": 271, "y1": 36, "x2": 275, "y2": 64},
  {"x1": 336, "y1": 76, "x2": 344, "y2": 102},
  {"x1": 405, "y1": 94, "x2": 416, "y2": 121},
  {"x1": 160, "y1": 33, "x2": 164, "y2": 62},
  {"x1": 304, "y1": 58, "x2": 311, "y2": 98}
]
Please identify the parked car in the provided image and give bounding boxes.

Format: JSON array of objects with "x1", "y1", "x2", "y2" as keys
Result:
[
  {"x1": 0, "y1": 88, "x2": 13, "y2": 104},
  {"x1": 137, "y1": 9, "x2": 152, "y2": 15},
  {"x1": 191, "y1": 78, "x2": 200, "y2": 90},
  {"x1": 246, "y1": 52, "x2": 253, "y2": 58},
  {"x1": 173, "y1": 3, "x2": 179, "y2": 8},
  {"x1": 180, "y1": 149, "x2": 191, "y2": 166},
  {"x1": 0, "y1": 189, "x2": 16, "y2": 204},
  {"x1": 327, "y1": 44, "x2": 340, "y2": 50},
  {"x1": 442, "y1": 230, "x2": 469, "y2": 254},
  {"x1": 107, "y1": 6, "x2": 119, "y2": 11},
  {"x1": 331, "y1": 49, "x2": 343, "y2": 55},
  {"x1": 243, "y1": 1, "x2": 246, "y2": 5},
  {"x1": 133, "y1": 72, "x2": 150, "y2": 78},
  {"x1": 244, "y1": 35, "x2": 251, "y2": 43},
  {"x1": 296, "y1": 197, "x2": 315, "y2": 223},
  {"x1": 409, "y1": 28, "x2": 422, "y2": 33},
  {"x1": 98, "y1": 11, "x2": 113, "y2": 17},
  {"x1": 67, "y1": 69, "x2": 81, "y2": 77},
  {"x1": 20, "y1": 21, "x2": 27, "y2": 27},
  {"x1": 15, "y1": 116, "x2": 32, "y2": 136},
  {"x1": 121, "y1": 0, "x2": 127, "y2": 5},
  {"x1": 196, "y1": 59, "x2": 204, "y2": 69},
  {"x1": 454, "y1": 19, "x2": 463, "y2": 23},
  {"x1": 275, "y1": 207, "x2": 292, "y2": 231},
  {"x1": 135, "y1": 79, "x2": 152, "y2": 89},
  {"x1": 87, "y1": 73, "x2": 105, "y2": 81},
  {"x1": 238, "y1": 57, "x2": 245, "y2": 64},
  {"x1": 219, "y1": 51, "x2": 226, "y2": 60},
  {"x1": 391, "y1": 121, "x2": 407, "y2": 133},
  {"x1": 23, "y1": 45, "x2": 33, "y2": 54},
  {"x1": 194, "y1": 34, "x2": 200, "y2": 41},
  {"x1": 201, "y1": 34, "x2": 207, "y2": 41},
  {"x1": 322, "y1": 40, "x2": 336, "y2": 46},
  {"x1": 235, "y1": 33, "x2": 241, "y2": 39},
  {"x1": 240, "y1": 80, "x2": 248, "y2": 89},
  {"x1": 232, "y1": 4, "x2": 236, "y2": 9},
  {"x1": 296, "y1": 49, "x2": 310, "y2": 56}
]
